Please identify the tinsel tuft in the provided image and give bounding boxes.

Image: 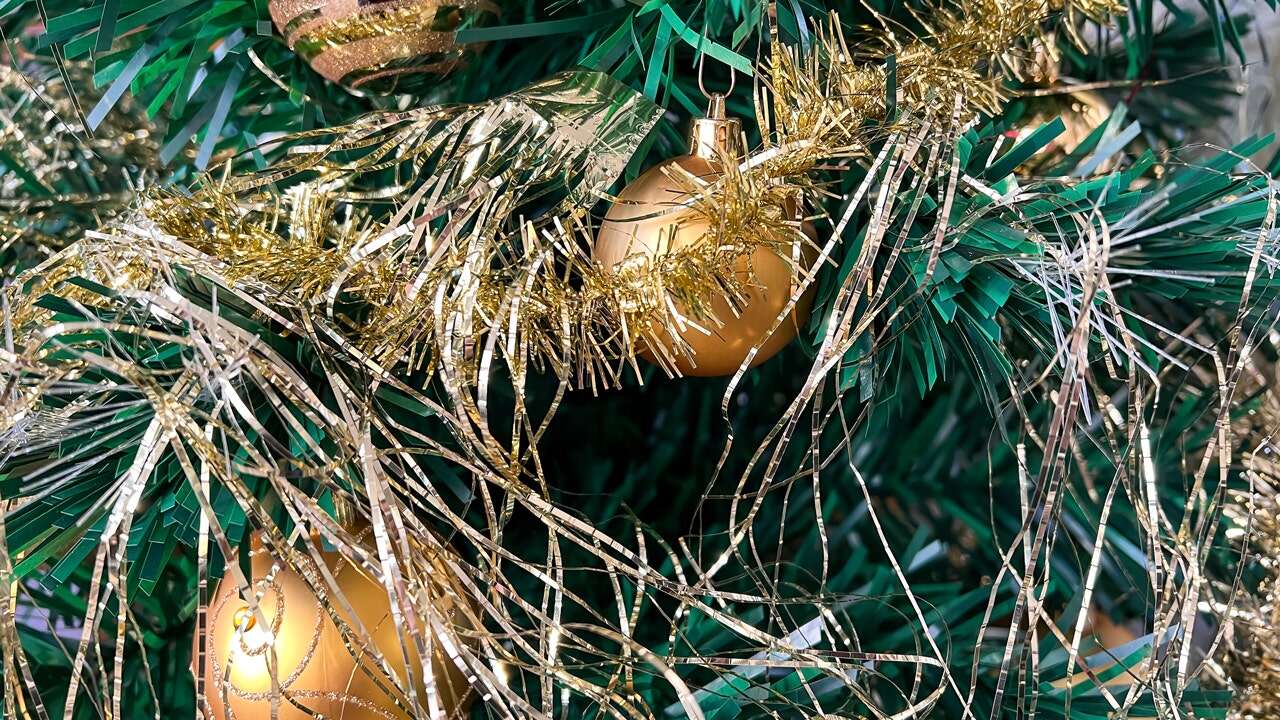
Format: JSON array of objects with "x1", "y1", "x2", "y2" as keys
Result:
[
  {"x1": 1224, "y1": 361, "x2": 1280, "y2": 720},
  {"x1": 0, "y1": 56, "x2": 161, "y2": 277},
  {"x1": 3, "y1": 0, "x2": 1280, "y2": 717}
]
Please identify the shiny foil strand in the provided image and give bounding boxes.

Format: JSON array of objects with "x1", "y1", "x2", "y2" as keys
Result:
[
  {"x1": 0, "y1": 60, "x2": 159, "y2": 274},
  {"x1": 2, "y1": 0, "x2": 1278, "y2": 717}
]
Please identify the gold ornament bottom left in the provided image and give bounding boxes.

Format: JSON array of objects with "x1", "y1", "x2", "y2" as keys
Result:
[{"x1": 199, "y1": 532, "x2": 474, "y2": 719}]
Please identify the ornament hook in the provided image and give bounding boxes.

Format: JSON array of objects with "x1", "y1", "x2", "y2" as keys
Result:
[
  {"x1": 688, "y1": 94, "x2": 744, "y2": 161},
  {"x1": 696, "y1": 52, "x2": 737, "y2": 105}
]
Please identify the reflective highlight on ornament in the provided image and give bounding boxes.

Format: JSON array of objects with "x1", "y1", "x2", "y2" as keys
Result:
[{"x1": 231, "y1": 606, "x2": 257, "y2": 632}]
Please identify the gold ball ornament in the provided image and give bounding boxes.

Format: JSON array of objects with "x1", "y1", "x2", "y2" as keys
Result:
[
  {"x1": 594, "y1": 96, "x2": 818, "y2": 377},
  {"x1": 1013, "y1": 89, "x2": 1114, "y2": 175},
  {"x1": 268, "y1": 0, "x2": 498, "y2": 92},
  {"x1": 200, "y1": 530, "x2": 475, "y2": 720}
]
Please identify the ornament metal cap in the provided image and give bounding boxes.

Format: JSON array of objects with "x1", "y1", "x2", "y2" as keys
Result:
[{"x1": 688, "y1": 94, "x2": 744, "y2": 161}]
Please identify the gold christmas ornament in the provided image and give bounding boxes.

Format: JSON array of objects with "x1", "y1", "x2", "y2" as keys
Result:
[
  {"x1": 1014, "y1": 89, "x2": 1114, "y2": 174},
  {"x1": 594, "y1": 95, "x2": 818, "y2": 377},
  {"x1": 200, "y1": 528, "x2": 475, "y2": 720},
  {"x1": 268, "y1": 0, "x2": 498, "y2": 92}
]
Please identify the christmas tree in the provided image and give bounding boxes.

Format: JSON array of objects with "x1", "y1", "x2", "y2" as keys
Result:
[{"x1": 2, "y1": 0, "x2": 1279, "y2": 716}]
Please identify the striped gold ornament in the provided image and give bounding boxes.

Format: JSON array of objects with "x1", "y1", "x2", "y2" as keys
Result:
[{"x1": 269, "y1": 0, "x2": 498, "y2": 92}]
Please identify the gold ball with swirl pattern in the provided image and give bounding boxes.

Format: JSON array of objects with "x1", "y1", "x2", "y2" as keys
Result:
[
  {"x1": 200, "y1": 528, "x2": 475, "y2": 719},
  {"x1": 268, "y1": 0, "x2": 498, "y2": 93}
]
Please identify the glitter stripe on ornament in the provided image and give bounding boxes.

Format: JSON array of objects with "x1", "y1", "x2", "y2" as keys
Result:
[{"x1": 269, "y1": 0, "x2": 498, "y2": 91}]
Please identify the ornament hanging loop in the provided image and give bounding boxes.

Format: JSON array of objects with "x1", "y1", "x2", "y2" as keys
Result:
[
  {"x1": 696, "y1": 52, "x2": 737, "y2": 105},
  {"x1": 691, "y1": 51, "x2": 743, "y2": 161}
]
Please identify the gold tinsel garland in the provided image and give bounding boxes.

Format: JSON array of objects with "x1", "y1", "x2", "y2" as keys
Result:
[
  {"x1": 140, "y1": 0, "x2": 1126, "y2": 385},
  {"x1": 5, "y1": 0, "x2": 1278, "y2": 717},
  {"x1": 1223, "y1": 358, "x2": 1280, "y2": 719},
  {"x1": 0, "y1": 57, "x2": 160, "y2": 272},
  {"x1": 1226, "y1": 475, "x2": 1280, "y2": 718}
]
